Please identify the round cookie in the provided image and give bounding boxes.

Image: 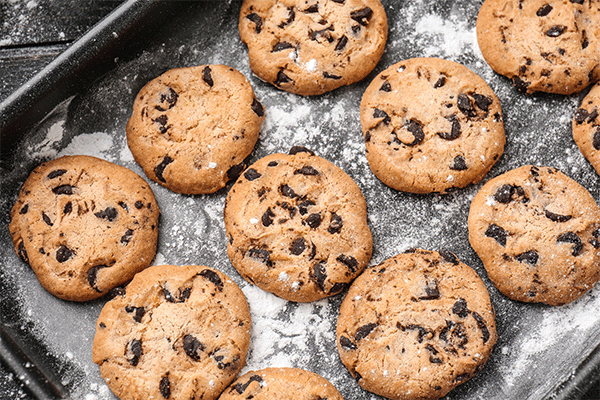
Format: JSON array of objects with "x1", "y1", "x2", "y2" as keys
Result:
[
  {"x1": 92, "y1": 265, "x2": 251, "y2": 400},
  {"x1": 126, "y1": 65, "x2": 265, "y2": 194},
  {"x1": 336, "y1": 249, "x2": 497, "y2": 400},
  {"x1": 360, "y1": 57, "x2": 505, "y2": 194},
  {"x1": 8, "y1": 155, "x2": 159, "y2": 302},
  {"x1": 238, "y1": 0, "x2": 388, "y2": 96},
  {"x1": 468, "y1": 165, "x2": 600, "y2": 305},
  {"x1": 218, "y1": 368, "x2": 344, "y2": 400},
  {"x1": 476, "y1": 0, "x2": 600, "y2": 95},
  {"x1": 224, "y1": 147, "x2": 373, "y2": 302},
  {"x1": 573, "y1": 82, "x2": 600, "y2": 175}
]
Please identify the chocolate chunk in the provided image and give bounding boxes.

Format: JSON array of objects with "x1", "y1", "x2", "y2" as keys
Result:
[
  {"x1": 335, "y1": 35, "x2": 348, "y2": 51},
  {"x1": 154, "y1": 114, "x2": 168, "y2": 127},
  {"x1": 290, "y1": 238, "x2": 306, "y2": 255},
  {"x1": 298, "y1": 199, "x2": 315, "y2": 215},
  {"x1": 472, "y1": 93, "x2": 493, "y2": 112},
  {"x1": 454, "y1": 373, "x2": 470, "y2": 383},
  {"x1": 405, "y1": 324, "x2": 433, "y2": 343},
  {"x1": 494, "y1": 184, "x2": 516, "y2": 203},
  {"x1": 280, "y1": 184, "x2": 298, "y2": 198},
  {"x1": 63, "y1": 202, "x2": 72, "y2": 215},
  {"x1": 575, "y1": 108, "x2": 591, "y2": 123},
  {"x1": 452, "y1": 298, "x2": 469, "y2": 318},
  {"x1": 437, "y1": 115, "x2": 461, "y2": 140},
  {"x1": 155, "y1": 87, "x2": 178, "y2": 111},
  {"x1": 450, "y1": 155, "x2": 468, "y2": 171},
  {"x1": 355, "y1": 323, "x2": 377, "y2": 341},
  {"x1": 19, "y1": 204, "x2": 28, "y2": 214},
  {"x1": 125, "y1": 305, "x2": 146, "y2": 323},
  {"x1": 582, "y1": 30, "x2": 589, "y2": 49},
  {"x1": 214, "y1": 353, "x2": 239, "y2": 370},
  {"x1": 275, "y1": 70, "x2": 293, "y2": 86},
  {"x1": 570, "y1": 0, "x2": 584, "y2": 3},
  {"x1": 246, "y1": 12, "x2": 262, "y2": 33},
  {"x1": 52, "y1": 185, "x2": 74, "y2": 195},
  {"x1": 199, "y1": 269, "x2": 224, "y2": 291},
  {"x1": 244, "y1": 168, "x2": 261, "y2": 181},
  {"x1": 262, "y1": 208, "x2": 275, "y2": 227},
  {"x1": 311, "y1": 262, "x2": 327, "y2": 291},
  {"x1": 227, "y1": 162, "x2": 247, "y2": 180},
  {"x1": 234, "y1": 375, "x2": 263, "y2": 394},
  {"x1": 17, "y1": 241, "x2": 29, "y2": 263},
  {"x1": 328, "y1": 212, "x2": 343, "y2": 234},
  {"x1": 544, "y1": 210, "x2": 572, "y2": 222},
  {"x1": 536, "y1": 4, "x2": 553, "y2": 16},
  {"x1": 88, "y1": 265, "x2": 109, "y2": 293},
  {"x1": 323, "y1": 72, "x2": 342, "y2": 80},
  {"x1": 350, "y1": 7, "x2": 372, "y2": 26},
  {"x1": 457, "y1": 93, "x2": 477, "y2": 118},
  {"x1": 546, "y1": 25, "x2": 567, "y2": 37},
  {"x1": 94, "y1": 207, "x2": 118, "y2": 222},
  {"x1": 485, "y1": 224, "x2": 508, "y2": 246},
  {"x1": 202, "y1": 66, "x2": 214, "y2": 86},
  {"x1": 594, "y1": 129, "x2": 600, "y2": 151},
  {"x1": 120, "y1": 229, "x2": 134, "y2": 245},
  {"x1": 336, "y1": 254, "x2": 358, "y2": 273},
  {"x1": 439, "y1": 250, "x2": 459, "y2": 265},
  {"x1": 472, "y1": 311, "x2": 490, "y2": 343},
  {"x1": 304, "y1": 4, "x2": 318, "y2": 12},
  {"x1": 512, "y1": 76, "x2": 530, "y2": 92},
  {"x1": 395, "y1": 119, "x2": 424, "y2": 146},
  {"x1": 273, "y1": 42, "x2": 293, "y2": 52},
  {"x1": 56, "y1": 245, "x2": 73, "y2": 263},
  {"x1": 426, "y1": 344, "x2": 442, "y2": 364},
  {"x1": 289, "y1": 146, "x2": 315, "y2": 156},
  {"x1": 160, "y1": 374, "x2": 171, "y2": 399},
  {"x1": 419, "y1": 279, "x2": 440, "y2": 300},
  {"x1": 279, "y1": 8, "x2": 295, "y2": 28},
  {"x1": 268, "y1": 161, "x2": 278, "y2": 167},
  {"x1": 339, "y1": 335, "x2": 357, "y2": 350},
  {"x1": 163, "y1": 286, "x2": 191, "y2": 303},
  {"x1": 154, "y1": 156, "x2": 174, "y2": 183},
  {"x1": 434, "y1": 76, "x2": 446, "y2": 88},
  {"x1": 47, "y1": 169, "x2": 67, "y2": 179},
  {"x1": 247, "y1": 248, "x2": 272, "y2": 266},
  {"x1": 295, "y1": 166, "x2": 319, "y2": 176},
  {"x1": 515, "y1": 250, "x2": 539, "y2": 265},
  {"x1": 251, "y1": 98, "x2": 264, "y2": 117},
  {"x1": 128, "y1": 339, "x2": 143, "y2": 366},
  {"x1": 305, "y1": 213, "x2": 322, "y2": 229},
  {"x1": 183, "y1": 334, "x2": 204, "y2": 361},
  {"x1": 42, "y1": 212, "x2": 53, "y2": 226},
  {"x1": 380, "y1": 81, "x2": 392, "y2": 92},
  {"x1": 557, "y1": 232, "x2": 583, "y2": 256},
  {"x1": 373, "y1": 108, "x2": 391, "y2": 125}
]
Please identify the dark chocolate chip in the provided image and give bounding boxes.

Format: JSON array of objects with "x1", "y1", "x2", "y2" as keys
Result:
[
  {"x1": 455, "y1": 373, "x2": 470, "y2": 383},
  {"x1": 88, "y1": 265, "x2": 109, "y2": 293},
  {"x1": 426, "y1": 344, "x2": 442, "y2": 364},
  {"x1": 295, "y1": 166, "x2": 319, "y2": 175},
  {"x1": 544, "y1": 210, "x2": 572, "y2": 222},
  {"x1": 419, "y1": 279, "x2": 440, "y2": 300},
  {"x1": 512, "y1": 76, "x2": 530, "y2": 92},
  {"x1": 339, "y1": 335, "x2": 357, "y2": 350},
  {"x1": 273, "y1": 42, "x2": 293, "y2": 52},
  {"x1": 227, "y1": 162, "x2": 247, "y2": 180},
  {"x1": 290, "y1": 238, "x2": 306, "y2": 255},
  {"x1": 298, "y1": 199, "x2": 315, "y2": 215},
  {"x1": 457, "y1": 93, "x2": 477, "y2": 118},
  {"x1": 582, "y1": 30, "x2": 589, "y2": 49},
  {"x1": 304, "y1": 4, "x2": 318, "y2": 12},
  {"x1": 437, "y1": 115, "x2": 461, "y2": 140},
  {"x1": 305, "y1": 213, "x2": 322, "y2": 229},
  {"x1": 472, "y1": 93, "x2": 493, "y2": 112},
  {"x1": 373, "y1": 108, "x2": 391, "y2": 125},
  {"x1": 311, "y1": 262, "x2": 327, "y2": 291},
  {"x1": 246, "y1": 12, "x2": 262, "y2": 33},
  {"x1": 515, "y1": 250, "x2": 539, "y2": 265},
  {"x1": 546, "y1": 25, "x2": 567, "y2": 37},
  {"x1": 439, "y1": 250, "x2": 459, "y2": 265},
  {"x1": 121, "y1": 229, "x2": 134, "y2": 245},
  {"x1": 63, "y1": 202, "x2": 72, "y2": 215},
  {"x1": 47, "y1": 169, "x2": 67, "y2": 179},
  {"x1": 160, "y1": 374, "x2": 171, "y2": 399},
  {"x1": 380, "y1": 81, "x2": 392, "y2": 92},
  {"x1": 244, "y1": 168, "x2": 261, "y2": 181},
  {"x1": 135, "y1": 201, "x2": 144, "y2": 210},
  {"x1": 450, "y1": 155, "x2": 468, "y2": 171},
  {"x1": 251, "y1": 98, "x2": 264, "y2": 117},
  {"x1": 247, "y1": 248, "x2": 272, "y2": 267},
  {"x1": 323, "y1": 71, "x2": 342, "y2": 80},
  {"x1": 156, "y1": 87, "x2": 178, "y2": 111},
  {"x1": 17, "y1": 241, "x2": 29, "y2": 263},
  {"x1": 56, "y1": 245, "x2": 73, "y2": 263},
  {"x1": 280, "y1": 184, "x2": 298, "y2": 198},
  {"x1": 108, "y1": 286, "x2": 126, "y2": 299},
  {"x1": 328, "y1": 212, "x2": 343, "y2": 234},
  {"x1": 434, "y1": 76, "x2": 446, "y2": 88},
  {"x1": 355, "y1": 323, "x2": 377, "y2": 341},
  {"x1": 128, "y1": 339, "x2": 143, "y2": 366},
  {"x1": 494, "y1": 184, "x2": 516, "y2": 203},
  {"x1": 183, "y1": 334, "x2": 204, "y2": 361},
  {"x1": 42, "y1": 212, "x2": 53, "y2": 226},
  {"x1": 125, "y1": 305, "x2": 146, "y2": 323},
  {"x1": 335, "y1": 35, "x2": 348, "y2": 52},
  {"x1": 594, "y1": 129, "x2": 600, "y2": 151},
  {"x1": 214, "y1": 353, "x2": 239, "y2": 370},
  {"x1": 350, "y1": 7, "x2": 373, "y2": 26},
  {"x1": 472, "y1": 311, "x2": 490, "y2": 343},
  {"x1": 536, "y1": 4, "x2": 553, "y2": 16},
  {"x1": 52, "y1": 185, "x2": 75, "y2": 195},
  {"x1": 19, "y1": 204, "x2": 28, "y2": 214},
  {"x1": 452, "y1": 298, "x2": 469, "y2": 318},
  {"x1": 202, "y1": 66, "x2": 214, "y2": 87},
  {"x1": 199, "y1": 269, "x2": 223, "y2": 291},
  {"x1": 275, "y1": 70, "x2": 293, "y2": 86},
  {"x1": 289, "y1": 146, "x2": 315, "y2": 156},
  {"x1": 163, "y1": 286, "x2": 191, "y2": 303},
  {"x1": 570, "y1": 0, "x2": 584, "y2": 3},
  {"x1": 154, "y1": 156, "x2": 174, "y2": 183},
  {"x1": 485, "y1": 224, "x2": 508, "y2": 246},
  {"x1": 279, "y1": 7, "x2": 295, "y2": 28},
  {"x1": 395, "y1": 119, "x2": 424, "y2": 146},
  {"x1": 267, "y1": 161, "x2": 278, "y2": 167},
  {"x1": 557, "y1": 232, "x2": 583, "y2": 256},
  {"x1": 94, "y1": 207, "x2": 118, "y2": 222},
  {"x1": 234, "y1": 375, "x2": 263, "y2": 394},
  {"x1": 336, "y1": 254, "x2": 358, "y2": 273},
  {"x1": 262, "y1": 208, "x2": 275, "y2": 227},
  {"x1": 406, "y1": 324, "x2": 433, "y2": 343}
]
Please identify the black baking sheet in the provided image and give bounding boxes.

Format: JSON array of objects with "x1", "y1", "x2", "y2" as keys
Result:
[{"x1": 1, "y1": 1, "x2": 600, "y2": 399}]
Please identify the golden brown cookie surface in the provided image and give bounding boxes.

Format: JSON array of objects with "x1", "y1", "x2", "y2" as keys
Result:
[{"x1": 573, "y1": 82, "x2": 600, "y2": 175}]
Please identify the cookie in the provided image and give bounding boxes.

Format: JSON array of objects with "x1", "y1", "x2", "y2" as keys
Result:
[
  {"x1": 476, "y1": 0, "x2": 600, "y2": 95},
  {"x1": 218, "y1": 368, "x2": 344, "y2": 400},
  {"x1": 468, "y1": 165, "x2": 600, "y2": 305},
  {"x1": 224, "y1": 147, "x2": 373, "y2": 302},
  {"x1": 126, "y1": 65, "x2": 265, "y2": 194},
  {"x1": 336, "y1": 249, "x2": 497, "y2": 400},
  {"x1": 573, "y1": 82, "x2": 600, "y2": 175},
  {"x1": 360, "y1": 57, "x2": 505, "y2": 194},
  {"x1": 92, "y1": 265, "x2": 251, "y2": 400},
  {"x1": 238, "y1": 0, "x2": 388, "y2": 96},
  {"x1": 8, "y1": 155, "x2": 159, "y2": 302}
]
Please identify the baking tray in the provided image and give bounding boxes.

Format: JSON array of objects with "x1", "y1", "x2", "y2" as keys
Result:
[{"x1": 1, "y1": 0, "x2": 600, "y2": 399}]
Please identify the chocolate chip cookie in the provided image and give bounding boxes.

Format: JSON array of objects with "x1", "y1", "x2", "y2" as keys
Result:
[
  {"x1": 573, "y1": 82, "x2": 600, "y2": 175},
  {"x1": 218, "y1": 368, "x2": 343, "y2": 399},
  {"x1": 126, "y1": 65, "x2": 265, "y2": 194},
  {"x1": 224, "y1": 147, "x2": 373, "y2": 302},
  {"x1": 468, "y1": 165, "x2": 600, "y2": 305},
  {"x1": 360, "y1": 57, "x2": 505, "y2": 194},
  {"x1": 337, "y1": 249, "x2": 497, "y2": 400},
  {"x1": 238, "y1": 0, "x2": 388, "y2": 96},
  {"x1": 9, "y1": 155, "x2": 159, "y2": 302},
  {"x1": 477, "y1": 0, "x2": 600, "y2": 95},
  {"x1": 92, "y1": 265, "x2": 251, "y2": 400}
]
